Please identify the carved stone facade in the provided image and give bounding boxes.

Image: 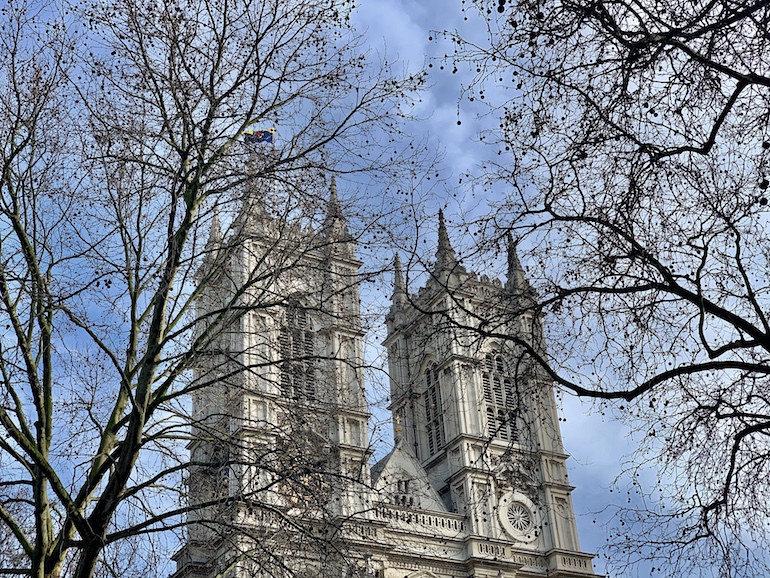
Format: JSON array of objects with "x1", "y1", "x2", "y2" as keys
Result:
[{"x1": 172, "y1": 186, "x2": 600, "y2": 578}]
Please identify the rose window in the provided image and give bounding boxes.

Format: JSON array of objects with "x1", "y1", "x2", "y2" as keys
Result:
[{"x1": 507, "y1": 502, "x2": 532, "y2": 532}]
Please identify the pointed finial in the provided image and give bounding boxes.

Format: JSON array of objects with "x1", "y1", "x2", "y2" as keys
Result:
[
  {"x1": 328, "y1": 175, "x2": 341, "y2": 216},
  {"x1": 394, "y1": 253, "x2": 405, "y2": 289},
  {"x1": 198, "y1": 209, "x2": 223, "y2": 279},
  {"x1": 435, "y1": 209, "x2": 457, "y2": 271},
  {"x1": 206, "y1": 209, "x2": 222, "y2": 250},
  {"x1": 393, "y1": 413, "x2": 403, "y2": 442},
  {"x1": 505, "y1": 231, "x2": 529, "y2": 292},
  {"x1": 323, "y1": 176, "x2": 351, "y2": 242},
  {"x1": 233, "y1": 184, "x2": 270, "y2": 235},
  {"x1": 392, "y1": 253, "x2": 406, "y2": 308}
]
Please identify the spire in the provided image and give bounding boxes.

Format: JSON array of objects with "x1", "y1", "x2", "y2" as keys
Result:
[
  {"x1": 328, "y1": 175, "x2": 342, "y2": 216},
  {"x1": 434, "y1": 209, "x2": 457, "y2": 271},
  {"x1": 323, "y1": 176, "x2": 352, "y2": 241},
  {"x1": 505, "y1": 231, "x2": 530, "y2": 293},
  {"x1": 198, "y1": 209, "x2": 223, "y2": 279},
  {"x1": 393, "y1": 253, "x2": 405, "y2": 291},
  {"x1": 392, "y1": 253, "x2": 407, "y2": 308},
  {"x1": 206, "y1": 209, "x2": 222, "y2": 250}
]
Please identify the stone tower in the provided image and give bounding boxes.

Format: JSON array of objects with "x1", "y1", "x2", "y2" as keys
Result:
[
  {"x1": 379, "y1": 210, "x2": 593, "y2": 576},
  {"x1": 172, "y1": 179, "x2": 373, "y2": 578},
  {"x1": 172, "y1": 193, "x2": 600, "y2": 578}
]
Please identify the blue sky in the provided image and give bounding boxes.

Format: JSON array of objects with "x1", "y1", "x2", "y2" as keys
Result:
[
  {"x1": 353, "y1": 2, "x2": 638, "y2": 575},
  {"x1": 354, "y1": 0, "x2": 488, "y2": 178}
]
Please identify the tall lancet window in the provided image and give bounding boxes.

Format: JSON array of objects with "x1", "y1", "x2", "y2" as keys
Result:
[
  {"x1": 279, "y1": 301, "x2": 316, "y2": 400},
  {"x1": 482, "y1": 353, "x2": 518, "y2": 442},
  {"x1": 424, "y1": 363, "x2": 445, "y2": 456}
]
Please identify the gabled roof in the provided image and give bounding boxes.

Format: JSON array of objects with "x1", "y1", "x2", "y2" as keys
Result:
[{"x1": 371, "y1": 439, "x2": 447, "y2": 513}]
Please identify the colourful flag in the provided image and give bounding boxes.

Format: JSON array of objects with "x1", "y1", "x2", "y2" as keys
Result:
[{"x1": 244, "y1": 128, "x2": 275, "y2": 144}]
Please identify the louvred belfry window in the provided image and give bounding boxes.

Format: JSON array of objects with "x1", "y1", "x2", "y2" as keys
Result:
[
  {"x1": 279, "y1": 302, "x2": 316, "y2": 400},
  {"x1": 424, "y1": 363, "x2": 445, "y2": 456},
  {"x1": 482, "y1": 353, "x2": 518, "y2": 442}
]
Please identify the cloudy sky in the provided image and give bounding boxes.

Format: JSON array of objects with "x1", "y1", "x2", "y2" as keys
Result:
[
  {"x1": 354, "y1": 0, "x2": 490, "y2": 185},
  {"x1": 352, "y1": 2, "x2": 641, "y2": 575}
]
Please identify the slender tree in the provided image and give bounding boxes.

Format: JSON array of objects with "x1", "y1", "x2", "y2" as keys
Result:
[{"x1": 0, "y1": 0, "x2": 423, "y2": 576}]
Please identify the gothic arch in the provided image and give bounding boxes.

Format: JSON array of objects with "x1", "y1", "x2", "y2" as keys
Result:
[
  {"x1": 483, "y1": 339, "x2": 503, "y2": 353},
  {"x1": 416, "y1": 353, "x2": 437, "y2": 379}
]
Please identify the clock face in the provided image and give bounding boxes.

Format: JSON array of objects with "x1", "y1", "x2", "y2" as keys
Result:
[{"x1": 506, "y1": 502, "x2": 533, "y2": 532}]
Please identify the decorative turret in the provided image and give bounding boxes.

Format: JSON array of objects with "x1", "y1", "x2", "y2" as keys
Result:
[
  {"x1": 392, "y1": 253, "x2": 407, "y2": 309},
  {"x1": 385, "y1": 253, "x2": 408, "y2": 330},
  {"x1": 233, "y1": 182, "x2": 270, "y2": 239},
  {"x1": 323, "y1": 177, "x2": 351, "y2": 239},
  {"x1": 434, "y1": 209, "x2": 457, "y2": 272},
  {"x1": 197, "y1": 210, "x2": 223, "y2": 280},
  {"x1": 321, "y1": 177, "x2": 355, "y2": 260},
  {"x1": 432, "y1": 210, "x2": 467, "y2": 289},
  {"x1": 503, "y1": 232, "x2": 546, "y2": 356},
  {"x1": 504, "y1": 232, "x2": 527, "y2": 291},
  {"x1": 206, "y1": 209, "x2": 222, "y2": 251}
]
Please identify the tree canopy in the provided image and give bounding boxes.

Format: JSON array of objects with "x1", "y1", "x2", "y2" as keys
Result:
[
  {"x1": 0, "y1": 1, "x2": 421, "y2": 576},
  {"x1": 438, "y1": 0, "x2": 770, "y2": 575}
]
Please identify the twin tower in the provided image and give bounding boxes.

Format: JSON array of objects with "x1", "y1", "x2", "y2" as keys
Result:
[{"x1": 172, "y1": 181, "x2": 600, "y2": 578}]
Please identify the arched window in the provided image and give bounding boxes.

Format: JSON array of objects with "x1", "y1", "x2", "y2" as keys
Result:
[
  {"x1": 482, "y1": 353, "x2": 518, "y2": 442},
  {"x1": 424, "y1": 363, "x2": 445, "y2": 456},
  {"x1": 279, "y1": 301, "x2": 316, "y2": 400}
]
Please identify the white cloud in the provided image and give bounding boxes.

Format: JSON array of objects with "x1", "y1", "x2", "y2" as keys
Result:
[{"x1": 353, "y1": 0, "x2": 429, "y2": 74}]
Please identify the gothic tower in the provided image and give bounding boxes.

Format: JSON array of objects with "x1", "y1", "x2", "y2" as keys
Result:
[
  {"x1": 379, "y1": 211, "x2": 595, "y2": 576},
  {"x1": 172, "y1": 179, "x2": 373, "y2": 578},
  {"x1": 173, "y1": 195, "x2": 601, "y2": 578}
]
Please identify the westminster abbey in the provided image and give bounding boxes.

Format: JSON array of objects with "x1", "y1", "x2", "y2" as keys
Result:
[{"x1": 171, "y1": 180, "x2": 600, "y2": 578}]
